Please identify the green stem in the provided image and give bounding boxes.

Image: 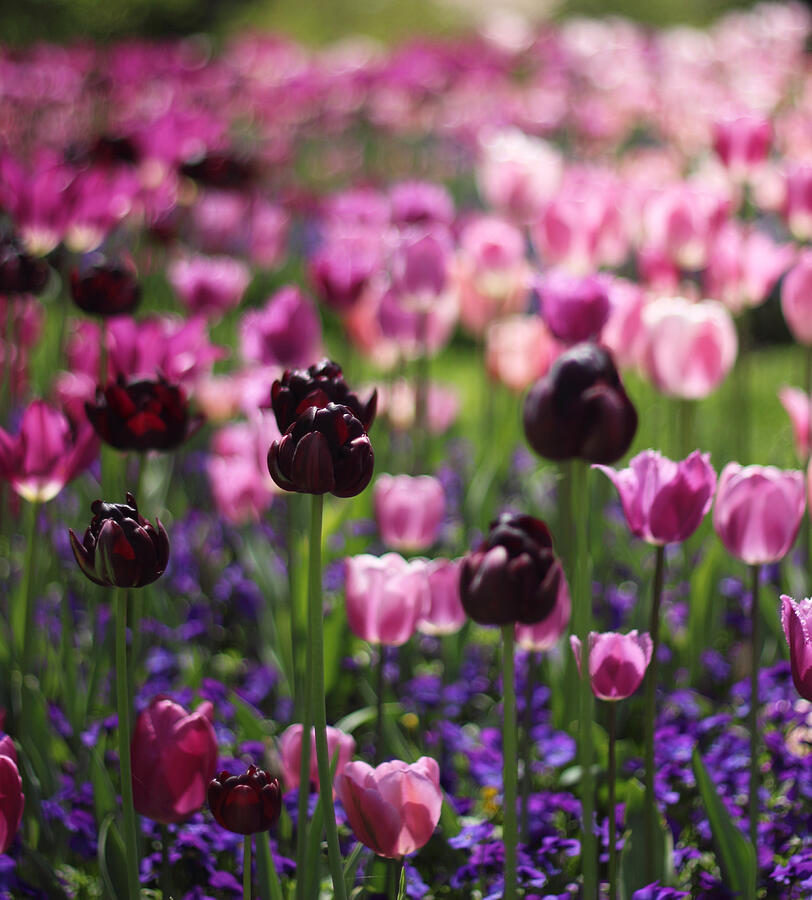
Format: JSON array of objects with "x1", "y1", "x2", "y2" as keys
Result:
[
  {"x1": 572, "y1": 462, "x2": 596, "y2": 899},
  {"x1": 413, "y1": 311, "x2": 429, "y2": 474},
  {"x1": 259, "y1": 831, "x2": 285, "y2": 900},
  {"x1": 520, "y1": 650, "x2": 536, "y2": 844},
  {"x1": 389, "y1": 857, "x2": 404, "y2": 900},
  {"x1": 501, "y1": 625, "x2": 518, "y2": 900},
  {"x1": 160, "y1": 824, "x2": 172, "y2": 900},
  {"x1": 749, "y1": 564, "x2": 760, "y2": 851},
  {"x1": 17, "y1": 500, "x2": 39, "y2": 670},
  {"x1": 644, "y1": 544, "x2": 665, "y2": 884},
  {"x1": 244, "y1": 834, "x2": 252, "y2": 900},
  {"x1": 375, "y1": 645, "x2": 385, "y2": 765},
  {"x1": 307, "y1": 494, "x2": 347, "y2": 900},
  {"x1": 115, "y1": 587, "x2": 140, "y2": 900},
  {"x1": 678, "y1": 399, "x2": 696, "y2": 459},
  {"x1": 608, "y1": 702, "x2": 617, "y2": 900}
]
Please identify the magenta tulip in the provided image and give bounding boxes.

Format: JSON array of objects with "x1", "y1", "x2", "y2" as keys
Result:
[
  {"x1": 570, "y1": 631, "x2": 652, "y2": 701},
  {"x1": 0, "y1": 751, "x2": 23, "y2": 854},
  {"x1": 713, "y1": 463, "x2": 805, "y2": 565},
  {"x1": 781, "y1": 595, "x2": 812, "y2": 701},
  {"x1": 538, "y1": 270, "x2": 610, "y2": 345},
  {"x1": 335, "y1": 756, "x2": 442, "y2": 859},
  {"x1": 781, "y1": 251, "x2": 812, "y2": 346},
  {"x1": 239, "y1": 285, "x2": 322, "y2": 369},
  {"x1": 277, "y1": 724, "x2": 355, "y2": 791},
  {"x1": 344, "y1": 553, "x2": 429, "y2": 646},
  {"x1": 168, "y1": 254, "x2": 250, "y2": 320},
  {"x1": 373, "y1": 474, "x2": 445, "y2": 552},
  {"x1": 713, "y1": 114, "x2": 771, "y2": 180},
  {"x1": 417, "y1": 558, "x2": 466, "y2": 636},
  {"x1": 594, "y1": 450, "x2": 717, "y2": 545},
  {"x1": 131, "y1": 697, "x2": 218, "y2": 825}
]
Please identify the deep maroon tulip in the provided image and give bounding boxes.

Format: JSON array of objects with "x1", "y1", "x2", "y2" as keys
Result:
[
  {"x1": 86, "y1": 376, "x2": 200, "y2": 452},
  {"x1": 523, "y1": 342, "x2": 637, "y2": 464},
  {"x1": 179, "y1": 152, "x2": 254, "y2": 190},
  {"x1": 460, "y1": 513, "x2": 564, "y2": 626},
  {"x1": 70, "y1": 258, "x2": 141, "y2": 317},
  {"x1": 69, "y1": 492, "x2": 169, "y2": 588},
  {"x1": 207, "y1": 765, "x2": 282, "y2": 835},
  {"x1": 271, "y1": 358, "x2": 377, "y2": 433},
  {"x1": 0, "y1": 237, "x2": 49, "y2": 295},
  {"x1": 268, "y1": 402, "x2": 374, "y2": 498}
]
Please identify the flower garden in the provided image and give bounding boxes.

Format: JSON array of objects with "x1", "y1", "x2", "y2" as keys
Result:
[{"x1": 3, "y1": 3, "x2": 812, "y2": 898}]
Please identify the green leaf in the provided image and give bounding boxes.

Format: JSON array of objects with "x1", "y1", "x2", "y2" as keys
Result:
[
  {"x1": 231, "y1": 694, "x2": 272, "y2": 743},
  {"x1": 98, "y1": 814, "x2": 129, "y2": 900},
  {"x1": 619, "y1": 778, "x2": 674, "y2": 900},
  {"x1": 342, "y1": 842, "x2": 364, "y2": 893},
  {"x1": 691, "y1": 747, "x2": 756, "y2": 900},
  {"x1": 256, "y1": 830, "x2": 285, "y2": 900},
  {"x1": 396, "y1": 864, "x2": 407, "y2": 900}
]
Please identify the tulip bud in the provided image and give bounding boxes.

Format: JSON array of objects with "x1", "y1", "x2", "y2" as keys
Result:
[
  {"x1": 268, "y1": 402, "x2": 374, "y2": 498},
  {"x1": 70, "y1": 258, "x2": 141, "y2": 317},
  {"x1": 69, "y1": 492, "x2": 169, "y2": 588},
  {"x1": 523, "y1": 342, "x2": 637, "y2": 465},
  {"x1": 86, "y1": 376, "x2": 200, "y2": 452},
  {"x1": 460, "y1": 513, "x2": 564, "y2": 626},
  {"x1": 207, "y1": 765, "x2": 282, "y2": 834},
  {"x1": 271, "y1": 359, "x2": 377, "y2": 434}
]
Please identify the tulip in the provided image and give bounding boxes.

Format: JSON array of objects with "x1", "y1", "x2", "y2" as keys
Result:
[
  {"x1": 309, "y1": 232, "x2": 381, "y2": 313},
  {"x1": 712, "y1": 114, "x2": 771, "y2": 180},
  {"x1": 713, "y1": 463, "x2": 805, "y2": 566},
  {"x1": 783, "y1": 164, "x2": 812, "y2": 242},
  {"x1": 0, "y1": 399, "x2": 97, "y2": 503},
  {"x1": 538, "y1": 270, "x2": 610, "y2": 344},
  {"x1": 778, "y1": 387, "x2": 811, "y2": 461},
  {"x1": 600, "y1": 277, "x2": 648, "y2": 371},
  {"x1": 86, "y1": 376, "x2": 200, "y2": 452},
  {"x1": 70, "y1": 256, "x2": 141, "y2": 317},
  {"x1": 460, "y1": 513, "x2": 564, "y2": 627},
  {"x1": 381, "y1": 379, "x2": 459, "y2": 435},
  {"x1": 277, "y1": 724, "x2": 355, "y2": 791},
  {"x1": 389, "y1": 180, "x2": 454, "y2": 227},
  {"x1": 570, "y1": 631, "x2": 652, "y2": 701},
  {"x1": 271, "y1": 358, "x2": 377, "y2": 434},
  {"x1": 344, "y1": 553, "x2": 429, "y2": 646},
  {"x1": 268, "y1": 403, "x2": 374, "y2": 498},
  {"x1": 781, "y1": 251, "x2": 812, "y2": 346},
  {"x1": 373, "y1": 474, "x2": 445, "y2": 552},
  {"x1": 523, "y1": 342, "x2": 638, "y2": 465},
  {"x1": 239, "y1": 286, "x2": 322, "y2": 369},
  {"x1": 485, "y1": 314, "x2": 556, "y2": 393},
  {"x1": 131, "y1": 697, "x2": 218, "y2": 824},
  {"x1": 417, "y1": 558, "x2": 466, "y2": 636},
  {"x1": 335, "y1": 757, "x2": 442, "y2": 858},
  {"x1": 0, "y1": 751, "x2": 23, "y2": 854},
  {"x1": 514, "y1": 573, "x2": 570, "y2": 651},
  {"x1": 640, "y1": 297, "x2": 737, "y2": 400},
  {"x1": 179, "y1": 151, "x2": 254, "y2": 190},
  {"x1": 208, "y1": 765, "x2": 282, "y2": 835},
  {"x1": 0, "y1": 737, "x2": 16, "y2": 765},
  {"x1": 167, "y1": 254, "x2": 250, "y2": 320},
  {"x1": 0, "y1": 235, "x2": 49, "y2": 294},
  {"x1": 781, "y1": 595, "x2": 812, "y2": 702},
  {"x1": 69, "y1": 492, "x2": 169, "y2": 589},
  {"x1": 594, "y1": 450, "x2": 717, "y2": 546}
]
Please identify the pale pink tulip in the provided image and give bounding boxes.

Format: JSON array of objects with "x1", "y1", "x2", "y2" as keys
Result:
[
  {"x1": 778, "y1": 387, "x2": 811, "y2": 461},
  {"x1": 781, "y1": 252, "x2": 812, "y2": 346},
  {"x1": 278, "y1": 724, "x2": 355, "y2": 791},
  {"x1": 485, "y1": 314, "x2": 557, "y2": 392},
  {"x1": 374, "y1": 474, "x2": 445, "y2": 552},
  {"x1": 417, "y1": 558, "x2": 466, "y2": 636}
]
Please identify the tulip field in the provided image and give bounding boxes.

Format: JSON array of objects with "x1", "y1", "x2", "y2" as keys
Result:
[{"x1": 5, "y1": 3, "x2": 812, "y2": 898}]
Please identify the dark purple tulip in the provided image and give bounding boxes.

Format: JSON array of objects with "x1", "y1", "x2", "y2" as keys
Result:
[
  {"x1": 70, "y1": 259, "x2": 141, "y2": 317},
  {"x1": 271, "y1": 359, "x2": 377, "y2": 433},
  {"x1": 460, "y1": 513, "x2": 565, "y2": 626},
  {"x1": 207, "y1": 765, "x2": 282, "y2": 835},
  {"x1": 268, "y1": 402, "x2": 374, "y2": 498},
  {"x1": 523, "y1": 343, "x2": 637, "y2": 465},
  {"x1": 69, "y1": 492, "x2": 169, "y2": 589},
  {"x1": 179, "y1": 152, "x2": 254, "y2": 190},
  {"x1": 0, "y1": 237, "x2": 49, "y2": 295}
]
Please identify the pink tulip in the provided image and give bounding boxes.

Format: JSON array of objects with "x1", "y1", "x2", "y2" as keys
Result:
[
  {"x1": 782, "y1": 164, "x2": 812, "y2": 241},
  {"x1": 417, "y1": 558, "x2": 466, "y2": 636},
  {"x1": 240, "y1": 286, "x2": 322, "y2": 369},
  {"x1": 538, "y1": 270, "x2": 610, "y2": 344},
  {"x1": 168, "y1": 254, "x2": 251, "y2": 320},
  {"x1": 594, "y1": 450, "x2": 717, "y2": 545},
  {"x1": 570, "y1": 631, "x2": 652, "y2": 701},
  {"x1": 336, "y1": 756, "x2": 442, "y2": 858},
  {"x1": 131, "y1": 697, "x2": 218, "y2": 825},
  {"x1": 781, "y1": 594, "x2": 812, "y2": 701},
  {"x1": 389, "y1": 181, "x2": 454, "y2": 228},
  {"x1": 278, "y1": 724, "x2": 356, "y2": 791},
  {"x1": 600, "y1": 278, "x2": 648, "y2": 371},
  {"x1": 374, "y1": 474, "x2": 445, "y2": 552},
  {"x1": 0, "y1": 400, "x2": 97, "y2": 503},
  {"x1": 309, "y1": 231, "x2": 383, "y2": 314},
  {"x1": 484, "y1": 314, "x2": 556, "y2": 393},
  {"x1": 781, "y1": 252, "x2": 812, "y2": 346},
  {"x1": 344, "y1": 554, "x2": 429, "y2": 646},
  {"x1": 0, "y1": 751, "x2": 23, "y2": 854},
  {"x1": 248, "y1": 201, "x2": 289, "y2": 269},
  {"x1": 381, "y1": 379, "x2": 459, "y2": 434},
  {"x1": 778, "y1": 387, "x2": 811, "y2": 461},
  {"x1": 515, "y1": 571, "x2": 571, "y2": 651},
  {"x1": 713, "y1": 463, "x2": 805, "y2": 565},
  {"x1": 641, "y1": 297, "x2": 737, "y2": 399},
  {"x1": 713, "y1": 114, "x2": 771, "y2": 180}
]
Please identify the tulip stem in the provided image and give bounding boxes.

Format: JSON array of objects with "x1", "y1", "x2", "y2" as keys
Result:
[
  {"x1": 607, "y1": 701, "x2": 617, "y2": 900},
  {"x1": 17, "y1": 500, "x2": 39, "y2": 672},
  {"x1": 375, "y1": 645, "x2": 385, "y2": 765},
  {"x1": 572, "y1": 461, "x2": 596, "y2": 899},
  {"x1": 413, "y1": 312, "x2": 429, "y2": 474},
  {"x1": 805, "y1": 347, "x2": 812, "y2": 590},
  {"x1": 115, "y1": 587, "x2": 140, "y2": 900},
  {"x1": 501, "y1": 624, "x2": 518, "y2": 900},
  {"x1": 160, "y1": 824, "x2": 173, "y2": 899},
  {"x1": 749, "y1": 564, "x2": 761, "y2": 851},
  {"x1": 307, "y1": 493, "x2": 348, "y2": 900},
  {"x1": 644, "y1": 543, "x2": 665, "y2": 884},
  {"x1": 244, "y1": 834, "x2": 252, "y2": 900}
]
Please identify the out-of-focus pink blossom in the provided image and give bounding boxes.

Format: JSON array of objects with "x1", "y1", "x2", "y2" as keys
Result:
[
  {"x1": 600, "y1": 278, "x2": 648, "y2": 371},
  {"x1": 344, "y1": 553, "x2": 429, "y2": 646},
  {"x1": 783, "y1": 165, "x2": 812, "y2": 242},
  {"x1": 713, "y1": 114, "x2": 771, "y2": 180},
  {"x1": 782, "y1": 252, "x2": 812, "y2": 346},
  {"x1": 779, "y1": 387, "x2": 811, "y2": 461},
  {"x1": 571, "y1": 630, "x2": 652, "y2": 701},
  {"x1": 515, "y1": 571, "x2": 571, "y2": 651},
  {"x1": 641, "y1": 297, "x2": 737, "y2": 399},
  {"x1": 248, "y1": 201, "x2": 289, "y2": 269},
  {"x1": 374, "y1": 474, "x2": 445, "y2": 552},
  {"x1": 309, "y1": 231, "x2": 383, "y2": 314},
  {"x1": 380, "y1": 379, "x2": 459, "y2": 434},
  {"x1": 168, "y1": 254, "x2": 251, "y2": 319},
  {"x1": 389, "y1": 180, "x2": 454, "y2": 227},
  {"x1": 278, "y1": 724, "x2": 355, "y2": 792},
  {"x1": 485, "y1": 314, "x2": 557, "y2": 392},
  {"x1": 538, "y1": 270, "x2": 610, "y2": 344},
  {"x1": 239, "y1": 286, "x2": 322, "y2": 369},
  {"x1": 417, "y1": 558, "x2": 465, "y2": 636}
]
